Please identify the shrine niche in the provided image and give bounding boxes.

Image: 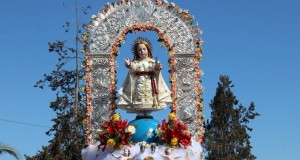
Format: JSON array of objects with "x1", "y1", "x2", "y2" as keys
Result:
[{"x1": 82, "y1": 0, "x2": 204, "y2": 159}]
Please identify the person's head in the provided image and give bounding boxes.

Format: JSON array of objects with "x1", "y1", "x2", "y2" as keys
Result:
[{"x1": 132, "y1": 38, "x2": 153, "y2": 60}]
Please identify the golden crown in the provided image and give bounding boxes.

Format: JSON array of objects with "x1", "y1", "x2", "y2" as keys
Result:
[{"x1": 131, "y1": 36, "x2": 152, "y2": 54}]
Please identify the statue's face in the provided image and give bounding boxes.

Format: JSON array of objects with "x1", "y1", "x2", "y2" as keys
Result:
[
  {"x1": 124, "y1": 149, "x2": 129, "y2": 156},
  {"x1": 137, "y1": 44, "x2": 149, "y2": 59},
  {"x1": 165, "y1": 148, "x2": 172, "y2": 155}
]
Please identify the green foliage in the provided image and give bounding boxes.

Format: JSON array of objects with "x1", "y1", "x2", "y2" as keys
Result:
[
  {"x1": 0, "y1": 142, "x2": 22, "y2": 160},
  {"x1": 26, "y1": 1, "x2": 92, "y2": 160},
  {"x1": 203, "y1": 75, "x2": 260, "y2": 160}
]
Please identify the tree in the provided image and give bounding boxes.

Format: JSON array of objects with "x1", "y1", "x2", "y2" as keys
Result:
[
  {"x1": 26, "y1": 1, "x2": 91, "y2": 159},
  {"x1": 0, "y1": 142, "x2": 22, "y2": 160},
  {"x1": 203, "y1": 75, "x2": 260, "y2": 160}
]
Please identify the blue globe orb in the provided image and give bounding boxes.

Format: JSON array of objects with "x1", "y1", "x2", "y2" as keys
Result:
[{"x1": 129, "y1": 118, "x2": 159, "y2": 143}]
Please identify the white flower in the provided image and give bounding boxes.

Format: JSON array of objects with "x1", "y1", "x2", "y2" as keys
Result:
[
  {"x1": 126, "y1": 125, "x2": 136, "y2": 134},
  {"x1": 155, "y1": 128, "x2": 162, "y2": 137}
]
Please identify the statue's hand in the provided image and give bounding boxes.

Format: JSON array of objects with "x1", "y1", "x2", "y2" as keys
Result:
[
  {"x1": 155, "y1": 63, "x2": 162, "y2": 70},
  {"x1": 124, "y1": 58, "x2": 131, "y2": 67}
]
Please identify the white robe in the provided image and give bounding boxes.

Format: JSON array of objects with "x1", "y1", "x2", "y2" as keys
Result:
[{"x1": 117, "y1": 58, "x2": 171, "y2": 113}]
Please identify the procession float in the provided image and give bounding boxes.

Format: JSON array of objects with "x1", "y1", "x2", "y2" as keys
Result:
[{"x1": 81, "y1": 0, "x2": 204, "y2": 159}]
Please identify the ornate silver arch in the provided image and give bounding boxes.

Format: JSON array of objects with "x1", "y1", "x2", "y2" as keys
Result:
[{"x1": 85, "y1": 0, "x2": 204, "y2": 144}]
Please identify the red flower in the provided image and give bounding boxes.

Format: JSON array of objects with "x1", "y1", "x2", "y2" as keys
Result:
[
  {"x1": 157, "y1": 118, "x2": 192, "y2": 149},
  {"x1": 141, "y1": 25, "x2": 147, "y2": 32},
  {"x1": 97, "y1": 117, "x2": 132, "y2": 151}
]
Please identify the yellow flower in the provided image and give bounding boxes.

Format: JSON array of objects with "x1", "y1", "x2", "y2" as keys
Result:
[
  {"x1": 112, "y1": 114, "x2": 120, "y2": 122},
  {"x1": 171, "y1": 137, "x2": 178, "y2": 146},
  {"x1": 168, "y1": 112, "x2": 177, "y2": 121},
  {"x1": 107, "y1": 139, "x2": 116, "y2": 148}
]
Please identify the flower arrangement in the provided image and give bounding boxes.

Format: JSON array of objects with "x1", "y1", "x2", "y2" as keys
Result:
[
  {"x1": 96, "y1": 114, "x2": 135, "y2": 151},
  {"x1": 84, "y1": 56, "x2": 92, "y2": 144},
  {"x1": 156, "y1": 113, "x2": 192, "y2": 148}
]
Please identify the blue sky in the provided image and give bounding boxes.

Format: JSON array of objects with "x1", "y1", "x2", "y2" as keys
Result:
[{"x1": 1, "y1": 0, "x2": 300, "y2": 159}]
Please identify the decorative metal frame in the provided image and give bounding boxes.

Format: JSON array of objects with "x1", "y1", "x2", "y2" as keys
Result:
[{"x1": 84, "y1": 0, "x2": 204, "y2": 145}]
